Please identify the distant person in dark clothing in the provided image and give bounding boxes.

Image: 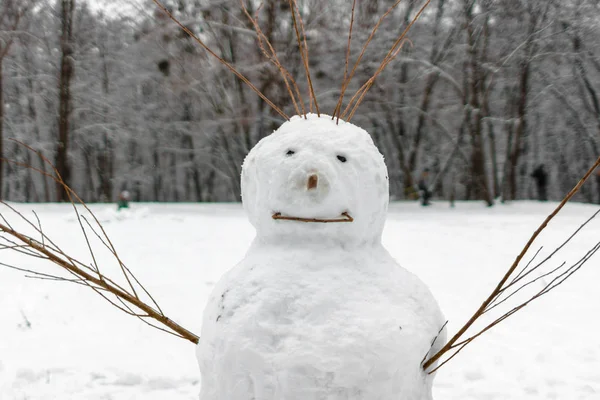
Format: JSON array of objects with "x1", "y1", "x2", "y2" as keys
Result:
[
  {"x1": 418, "y1": 169, "x2": 432, "y2": 206},
  {"x1": 117, "y1": 190, "x2": 131, "y2": 210},
  {"x1": 531, "y1": 164, "x2": 548, "y2": 201},
  {"x1": 596, "y1": 167, "x2": 600, "y2": 204}
]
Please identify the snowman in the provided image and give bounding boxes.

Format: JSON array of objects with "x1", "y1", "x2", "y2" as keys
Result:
[{"x1": 197, "y1": 114, "x2": 446, "y2": 400}]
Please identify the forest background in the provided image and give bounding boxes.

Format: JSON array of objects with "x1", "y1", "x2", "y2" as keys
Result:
[{"x1": 1, "y1": 0, "x2": 599, "y2": 205}]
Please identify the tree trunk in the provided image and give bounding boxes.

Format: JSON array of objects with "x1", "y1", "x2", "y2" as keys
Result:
[
  {"x1": 408, "y1": 74, "x2": 438, "y2": 172},
  {"x1": 480, "y1": 7, "x2": 499, "y2": 199},
  {"x1": 465, "y1": 1, "x2": 493, "y2": 206},
  {"x1": 152, "y1": 136, "x2": 162, "y2": 201},
  {"x1": 97, "y1": 45, "x2": 113, "y2": 202},
  {"x1": 55, "y1": 0, "x2": 75, "y2": 201},
  {"x1": 20, "y1": 44, "x2": 51, "y2": 202},
  {"x1": 407, "y1": 0, "x2": 449, "y2": 175},
  {"x1": 506, "y1": 6, "x2": 543, "y2": 201},
  {"x1": 184, "y1": 134, "x2": 203, "y2": 201},
  {"x1": 507, "y1": 60, "x2": 530, "y2": 200},
  {"x1": 398, "y1": 1, "x2": 416, "y2": 198}
]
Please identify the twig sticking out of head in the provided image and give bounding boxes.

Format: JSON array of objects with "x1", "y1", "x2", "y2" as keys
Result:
[
  {"x1": 0, "y1": 141, "x2": 199, "y2": 345},
  {"x1": 422, "y1": 155, "x2": 600, "y2": 373},
  {"x1": 152, "y1": 0, "x2": 289, "y2": 121},
  {"x1": 289, "y1": 0, "x2": 320, "y2": 117},
  {"x1": 332, "y1": 0, "x2": 406, "y2": 122},
  {"x1": 343, "y1": 0, "x2": 430, "y2": 122},
  {"x1": 334, "y1": 0, "x2": 357, "y2": 125},
  {"x1": 240, "y1": 0, "x2": 305, "y2": 117}
]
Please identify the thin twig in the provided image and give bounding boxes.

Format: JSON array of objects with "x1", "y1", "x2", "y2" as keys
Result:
[
  {"x1": 289, "y1": 0, "x2": 319, "y2": 117},
  {"x1": 1, "y1": 201, "x2": 72, "y2": 260},
  {"x1": 335, "y1": 0, "x2": 357, "y2": 124},
  {"x1": 272, "y1": 212, "x2": 354, "y2": 223},
  {"x1": 0, "y1": 212, "x2": 14, "y2": 230},
  {"x1": 508, "y1": 246, "x2": 543, "y2": 286},
  {"x1": 503, "y1": 208, "x2": 600, "y2": 292},
  {"x1": 32, "y1": 210, "x2": 46, "y2": 249},
  {"x1": 421, "y1": 320, "x2": 448, "y2": 367},
  {"x1": 450, "y1": 242, "x2": 600, "y2": 353},
  {"x1": 8, "y1": 140, "x2": 165, "y2": 314},
  {"x1": 0, "y1": 219, "x2": 199, "y2": 344},
  {"x1": 0, "y1": 208, "x2": 138, "y2": 301},
  {"x1": 3, "y1": 148, "x2": 164, "y2": 315},
  {"x1": 152, "y1": 0, "x2": 288, "y2": 121},
  {"x1": 4, "y1": 143, "x2": 140, "y2": 297},
  {"x1": 423, "y1": 155, "x2": 600, "y2": 371},
  {"x1": 240, "y1": 0, "x2": 304, "y2": 116},
  {"x1": 332, "y1": 0, "x2": 405, "y2": 120},
  {"x1": 1, "y1": 145, "x2": 199, "y2": 344},
  {"x1": 295, "y1": 0, "x2": 317, "y2": 115},
  {"x1": 343, "y1": 0, "x2": 430, "y2": 121},
  {"x1": 485, "y1": 261, "x2": 567, "y2": 314}
]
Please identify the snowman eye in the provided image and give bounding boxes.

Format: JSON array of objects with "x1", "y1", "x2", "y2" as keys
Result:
[
  {"x1": 337, "y1": 155, "x2": 347, "y2": 163},
  {"x1": 286, "y1": 149, "x2": 295, "y2": 156}
]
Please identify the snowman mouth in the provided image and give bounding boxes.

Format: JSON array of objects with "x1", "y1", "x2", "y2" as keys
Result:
[{"x1": 272, "y1": 212, "x2": 354, "y2": 223}]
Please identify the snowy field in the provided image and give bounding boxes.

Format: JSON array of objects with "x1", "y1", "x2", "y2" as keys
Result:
[{"x1": 0, "y1": 201, "x2": 599, "y2": 399}]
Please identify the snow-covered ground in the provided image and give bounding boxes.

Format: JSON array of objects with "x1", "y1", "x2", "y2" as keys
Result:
[{"x1": 0, "y1": 201, "x2": 599, "y2": 399}]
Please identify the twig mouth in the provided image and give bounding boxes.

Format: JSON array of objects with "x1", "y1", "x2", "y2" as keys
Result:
[{"x1": 272, "y1": 211, "x2": 354, "y2": 223}]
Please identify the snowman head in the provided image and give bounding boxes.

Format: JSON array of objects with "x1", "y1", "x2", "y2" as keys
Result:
[{"x1": 241, "y1": 114, "x2": 389, "y2": 247}]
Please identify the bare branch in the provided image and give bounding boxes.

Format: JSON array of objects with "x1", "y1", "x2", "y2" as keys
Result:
[
  {"x1": 343, "y1": 0, "x2": 431, "y2": 121},
  {"x1": 423, "y1": 155, "x2": 600, "y2": 371},
  {"x1": 335, "y1": 0, "x2": 357, "y2": 124},
  {"x1": 240, "y1": 0, "x2": 304, "y2": 117},
  {"x1": 288, "y1": 0, "x2": 319, "y2": 117},
  {"x1": 332, "y1": 0, "x2": 406, "y2": 120},
  {"x1": 151, "y1": 0, "x2": 288, "y2": 121},
  {"x1": 1, "y1": 146, "x2": 199, "y2": 344},
  {"x1": 0, "y1": 217, "x2": 199, "y2": 344},
  {"x1": 421, "y1": 320, "x2": 448, "y2": 368},
  {"x1": 32, "y1": 211, "x2": 45, "y2": 249}
]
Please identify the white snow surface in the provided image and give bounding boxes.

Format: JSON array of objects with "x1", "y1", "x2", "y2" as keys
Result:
[
  {"x1": 1, "y1": 200, "x2": 599, "y2": 399},
  {"x1": 199, "y1": 114, "x2": 445, "y2": 399}
]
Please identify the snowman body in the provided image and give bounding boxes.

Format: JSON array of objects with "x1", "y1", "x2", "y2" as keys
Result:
[{"x1": 197, "y1": 115, "x2": 446, "y2": 400}]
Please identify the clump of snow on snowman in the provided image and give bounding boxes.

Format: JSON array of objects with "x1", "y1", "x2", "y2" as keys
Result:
[{"x1": 197, "y1": 114, "x2": 447, "y2": 400}]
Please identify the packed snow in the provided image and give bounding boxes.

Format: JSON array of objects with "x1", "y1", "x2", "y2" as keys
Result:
[
  {"x1": 241, "y1": 114, "x2": 390, "y2": 247},
  {"x1": 196, "y1": 114, "x2": 445, "y2": 399},
  {"x1": 1, "y1": 200, "x2": 599, "y2": 399}
]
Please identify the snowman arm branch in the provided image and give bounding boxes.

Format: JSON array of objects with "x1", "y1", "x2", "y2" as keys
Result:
[
  {"x1": 440, "y1": 243, "x2": 599, "y2": 367},
  {"x1": 487, "y1": 209, "x2": 600, "y2": 314},
  {"x1": 0, "y1": 151, "x2": 200, "y2": 345},
  {"x1": 423, "y1": 155, "x2": 600, "y2": 371},
  {"x1": 3, "y1": 140, "x2": 149, "y2": 304},
  {"x1": 503, "y1": 209, "x2": 599, "y2": 291},
  {"x1": 0, "y1": 217, "x2": 200, "y2": 344}
]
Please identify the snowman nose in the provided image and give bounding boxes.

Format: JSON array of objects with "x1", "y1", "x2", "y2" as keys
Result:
[{"x1": 307, "y1": 174, "x2": 318, "y2": 190}]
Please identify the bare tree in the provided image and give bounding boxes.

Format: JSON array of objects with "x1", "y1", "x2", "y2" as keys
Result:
[
  {"x1": 55, "y1": 0, "x2": 76, "y2": 201},
  {"x1": 0, "y1": 0, "x2": 29, "y2": 199},
  {"x1": 462, "y1": 0, "x2": 493, "y2": 205}
]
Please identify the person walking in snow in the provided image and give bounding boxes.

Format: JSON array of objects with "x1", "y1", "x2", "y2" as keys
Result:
[
  {"x1": 531, "y1": 164, "x2": 548, "y2": 201},
  {"x1": 117, "y1": 190, "x2": 131, "y2": 210},
  {"x1": 595, "y1": 167, "x2": 600, "y2": 204},
  {"x1": 418, "y1": 169, "x2": 432, "y2": 206}
]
